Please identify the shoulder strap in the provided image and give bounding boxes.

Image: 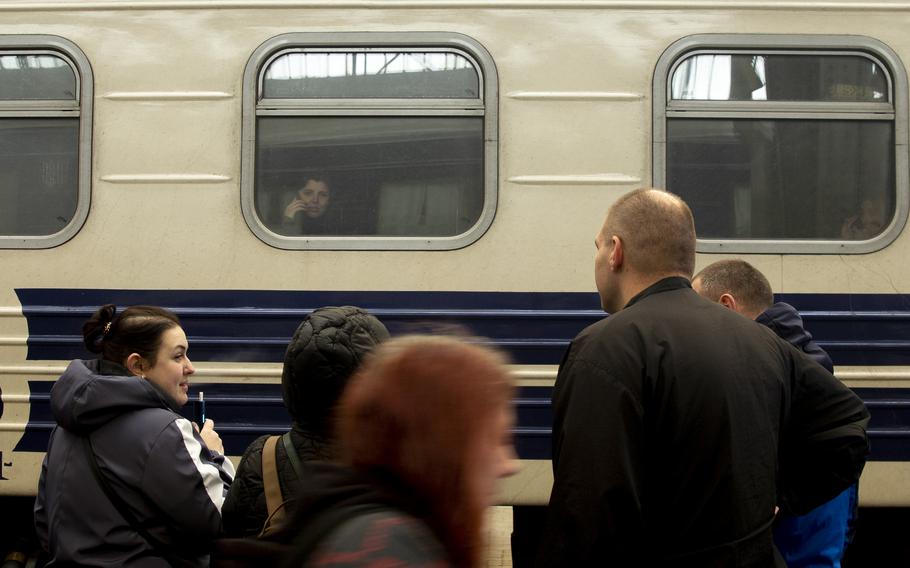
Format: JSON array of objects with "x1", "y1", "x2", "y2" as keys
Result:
[
  {"x1": 261, "y1": 436, "x2": 283, "y2": 522},
  {"x1": 281, "y1": 431, "x2": 304, "y2": 479},
  {"x1": 81, "y1": 436, "x2": 186, "y2": 567}
]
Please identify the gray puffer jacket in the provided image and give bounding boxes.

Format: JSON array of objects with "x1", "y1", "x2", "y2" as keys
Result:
[{"x1": 35, "y1": 359, "x2": 235, "y2": 567}]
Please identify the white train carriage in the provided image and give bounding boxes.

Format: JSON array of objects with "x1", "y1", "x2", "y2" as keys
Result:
[{"x1": 0, "y1": 2, "x2": 908, "y2": 524}]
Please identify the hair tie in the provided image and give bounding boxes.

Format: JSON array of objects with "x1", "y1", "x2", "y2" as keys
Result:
[{"x1": 103, "y1": 322, "x2": 112, "y2": 336}]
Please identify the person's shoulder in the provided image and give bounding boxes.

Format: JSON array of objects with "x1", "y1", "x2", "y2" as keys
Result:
[
  {"x1": 313, "y1": 509, "x2": 449, "y2": 566},
  {"x1": 234, "y1": 434, "x2": 271, "y2": 472},
  {"x1": 245, "y1": 434, "x2": 271, "y2": 455},
  {"x1": 572, "y1": 305, "x2": 641, "y2": 354},
  {"x1": 119, "y1": 406, "x2": 183, "y2": 436}
]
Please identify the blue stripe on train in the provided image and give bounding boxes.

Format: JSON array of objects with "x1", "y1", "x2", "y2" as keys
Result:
[
  {"x1": 13, "y1": 289, "x2": 910, "y2": 461},
  {"x1": 14, "y1": 288, "x2": 910, "y2": 366},
  {"x1": 16, "y1": 382, "x2": 554, "y2": 460},
  {"x1": 15, "y1": 288, "x2": 602, "y2": 365},
  {"x1": 14, "y1": 382, "x2": 909, "y2": 462}
]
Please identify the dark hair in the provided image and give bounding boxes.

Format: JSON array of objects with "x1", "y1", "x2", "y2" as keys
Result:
[
  {"x1": 302, "y1": 172, "x2": 331, "y2": 190},
  {"x1": 603, "y1": 188, "x2": 696, "y2": 278},
  {"x1": 693, "y1": 259, "x2": 774, "y2": 314},
  {"x1": 338, "y1": 336, "x2": 513, "y2": 567},
  {"x1": 82, "y1": 304, "x2": 182, "y2": 366}
]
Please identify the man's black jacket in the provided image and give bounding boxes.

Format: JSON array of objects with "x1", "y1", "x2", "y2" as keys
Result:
[{"x1": 539, "y1": 277, "x2": 869, "y2": 567}]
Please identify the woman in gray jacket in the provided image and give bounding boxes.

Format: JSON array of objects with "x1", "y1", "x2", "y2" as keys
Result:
[{"x1": 35, "y1": 304, "x2": 235, "y2": 567}]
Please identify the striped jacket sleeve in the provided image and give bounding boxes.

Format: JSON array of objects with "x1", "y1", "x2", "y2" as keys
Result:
[{"x1": 141, "y1": 417, "x2": 236, "y2": 539}]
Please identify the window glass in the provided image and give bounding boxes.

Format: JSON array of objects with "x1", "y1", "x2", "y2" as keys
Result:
[
  {"x1": 256, "y1": 116, "x2": 483, "y2": 236},
  {"x1": 0, "y1": 39, "x2": 89, "y2": 248},
  {"x1": 667, "y1": 118, "x2": 894, "y2": 240},
  {"x1": 0, "y1": 54, "x2": 76, "y2": 100},
  {"x1": 655, "y1": 37, "x2": 906, "y2": 252},
  {"x1": 243, "y1": 34, "x2": 496, "y2": 250},
  {"x1": 671, "y1": 54, "x2": 889, "y2": 102},
  {"x1": 0, "y1": 118, "x2": 79, "y2": 235},
  {"x1": 263, "y1": 51, "x2": 479, "y2": 99}
]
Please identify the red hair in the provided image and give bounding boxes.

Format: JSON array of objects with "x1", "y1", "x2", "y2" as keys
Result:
[{"x1": 337, "y1": 335, "x2": 513, "y2": 567}]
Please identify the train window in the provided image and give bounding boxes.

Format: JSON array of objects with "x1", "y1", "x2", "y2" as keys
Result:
[
  {"x1": 242, "y1": 34, "x2": 498, "y2": 250},
  {"x1": 0, "y1": 35, "x2": 92, "y2": 248},
  {"x1": 653, "y1": 36, "x2": 909, "y2": 254},
  {"x1": 0, "y1": 38, "x2": 92, "y2": 248}
]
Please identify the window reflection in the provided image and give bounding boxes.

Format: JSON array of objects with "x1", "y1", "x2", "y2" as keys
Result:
[
  {"x1": 672, "y1": 54, "x2": 887, "y2": 102},
  {"x1": 667, "y1": 118, "x2": 894, "y2": 240},
  {"x1": 0, "y1": 118, "x2": 79, "y2": 235},
  {"x1": 263, "y1": 51, "x2": 479, "y2": 99},
  {"x1": 0, "y1": 54, "x2": 76, "y2": 100}
]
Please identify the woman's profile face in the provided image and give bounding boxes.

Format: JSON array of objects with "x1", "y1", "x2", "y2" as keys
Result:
[
  {"x1": 143, "y1": 326, "x2": 195, "y2": 406},
  {"x1": 470, "y1": 404, "x2": 520, "y2": 508}
]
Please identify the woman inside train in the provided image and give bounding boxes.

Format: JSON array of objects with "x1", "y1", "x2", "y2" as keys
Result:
[
  {"x1": 34, "y1": 304, "x2": 235, "y2": 567},
  {"x1": 276, "y1": 335, "x2": 520, "y2": 567}
]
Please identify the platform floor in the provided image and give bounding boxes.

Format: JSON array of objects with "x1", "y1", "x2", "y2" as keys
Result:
[{"x1": 483, "y1": 506, "x2": 514, "y2": 567}]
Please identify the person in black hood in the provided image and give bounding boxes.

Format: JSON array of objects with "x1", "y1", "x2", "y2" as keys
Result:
[
  {"x1": 34, "y1": 304, "x2": 234, "y2": 567},
  {"x1": 694, "y1": 259, "x2": 855, "y2": 568},
  {"x1": 221, "y1": 306, "x2": 390, "y2": 537}
]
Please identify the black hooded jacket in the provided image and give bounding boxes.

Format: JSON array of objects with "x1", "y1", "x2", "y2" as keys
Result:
[{"x1": 221, "y1": 306, "x2": 389, "y2": 537}]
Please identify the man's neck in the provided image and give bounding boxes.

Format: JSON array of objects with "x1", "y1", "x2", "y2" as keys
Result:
[{"x1": 619, "y1": 272, "x2": 689, "y2": 310}]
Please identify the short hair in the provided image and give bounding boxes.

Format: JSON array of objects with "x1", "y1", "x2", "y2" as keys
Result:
[
  {"x1": 337, "y1": 335, "x2": 514, "y2": 567},
  {"x1": 694, "y1": 260, "x2": 774, "y2": 314},
  {"x1": 82, "y1": 304, "x2": 181, "y2": 366},
  {"x1": 603, "y1": 188, "x2": 696, "y2": 277}
]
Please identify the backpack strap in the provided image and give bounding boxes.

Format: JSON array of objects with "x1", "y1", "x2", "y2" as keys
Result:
[
  {"x1": 261, "y1": 436, "x2": 283, "y2": 529},
  {"x1": 281, "y1": 431, "x2": 304, "y2": 479}
]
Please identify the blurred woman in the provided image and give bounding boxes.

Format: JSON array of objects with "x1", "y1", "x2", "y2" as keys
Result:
[
  {"x1": 35, "y1": 304, "x2": 235, "y2": 567},
  {"x1": 281, "y1": 335, "x2": 519, "y2": 567}
]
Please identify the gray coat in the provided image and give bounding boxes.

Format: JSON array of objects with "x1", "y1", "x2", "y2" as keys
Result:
[{"x1": 35, "y1": 359, "x2": 235, "y2": 567}]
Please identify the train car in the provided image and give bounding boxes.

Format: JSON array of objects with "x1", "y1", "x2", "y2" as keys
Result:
[{"x1": 0, "y1": 0, "x2": 909, "y2": 557}]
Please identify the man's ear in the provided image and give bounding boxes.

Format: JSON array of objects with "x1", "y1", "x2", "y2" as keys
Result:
[
  {"x1": 125, "y1": 353, "x2": 146, "y2": 377},
  {"x1": 719, "y1": 293, "x2": 738, "y2": 312},
  {"x1": 610, "y1": 235, "x2": 624, "y2": 271}
]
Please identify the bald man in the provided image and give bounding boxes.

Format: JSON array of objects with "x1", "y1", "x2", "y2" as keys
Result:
[
  {"x1": 537, "y1": 189, "x2": 869, "y2": 567},
  {"x1": 694, "y1": 260, "x2": 855, "y2": 568}
]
